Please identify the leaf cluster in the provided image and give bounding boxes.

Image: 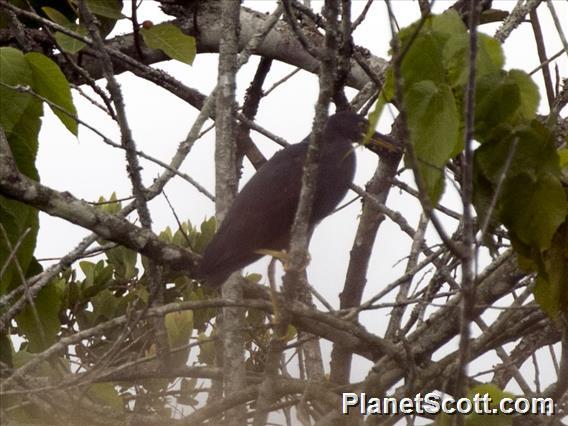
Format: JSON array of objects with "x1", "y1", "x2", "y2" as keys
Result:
[{"x1": 370, "y1": 10, "x2": 568, "y2": 318}]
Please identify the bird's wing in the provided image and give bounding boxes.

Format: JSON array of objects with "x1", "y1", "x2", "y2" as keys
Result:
[{"x1": 200, "y1": 142, "x2": 307, "y2": 277}]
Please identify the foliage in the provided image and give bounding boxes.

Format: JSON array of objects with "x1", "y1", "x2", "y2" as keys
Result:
[
  {"x1": 371, "y1": 10, "x2": 568, "y2": 318},
  {"x1": 0, "y1": 45, "x2": 76, "y2": 296},
  {"x1": 141, "y1": 22, "x2": 196, "y2": 66},
  {"x1": 0, "y1": 1, "x2": 199, "y2": 417}
]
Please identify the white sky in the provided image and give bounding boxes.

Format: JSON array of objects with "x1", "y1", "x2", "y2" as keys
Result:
[{"x1": 33, "y1": 0, "x2": 567, "y2": 401}]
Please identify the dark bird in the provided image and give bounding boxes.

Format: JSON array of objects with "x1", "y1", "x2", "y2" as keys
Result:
[{"x1": 200, "y1": 110, "x2": 394, "y2": 287}]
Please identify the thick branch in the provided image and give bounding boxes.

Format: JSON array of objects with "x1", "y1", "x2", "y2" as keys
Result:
[
  {"x1": 0, "y1": 1, "x2": 387, "y2": 92},
  {"x1": 0, "y1": 129, "x2": 199, "y2": 281}
]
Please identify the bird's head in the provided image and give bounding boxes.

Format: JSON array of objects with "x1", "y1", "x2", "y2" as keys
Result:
[
  {"x1": 325, "y1": 110, "x2": 369, "y2": 144},
  {"x1": 326, "y1": 110, "x2": 401, "y2": 157}
]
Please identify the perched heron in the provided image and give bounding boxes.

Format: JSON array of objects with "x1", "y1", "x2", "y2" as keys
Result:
[{"x1": 200, "y1": 110, "x2": 395, "y2": 287}]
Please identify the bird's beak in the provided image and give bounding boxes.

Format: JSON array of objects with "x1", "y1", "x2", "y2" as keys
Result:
[
  {"x1": 368, "y1": 130, "x2": 401, "y2": 157},
  {"x1": 361, "y1": 119, "x2": 402, "y2": 158}
]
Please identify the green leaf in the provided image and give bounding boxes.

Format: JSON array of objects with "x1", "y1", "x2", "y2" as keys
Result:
[
  {"x1": 397, "y1": 10, "x2": 465, "y2": 89},
  {"x1": 442, "y1": 34, "x2": 470, "y2": 87},
  {"x1": 15, "y1": 280, "x2": 63, "y2": 352},
  {"x1": 559, "y1": 148, "x2": 568, "y2": 168},
  {"x1": 501, "y1": 173, "x2": 568, "y2": 250},
  {"x1": 364, "y1": 90, "x2": 389, "y2": 146},
  {"x1": 42, "y1": 6, "x2": 72, "y2": 25},
  {"x1": 5, "y1": 96, "x2": 42, "y2": 180},
  {"x1": 444, "y1": 33, "x2": 504, "y2": 87},
  {"x1": 400, "y1": 33, "x2": 446, "y2": 87},
  {"x1": 141, "y1": 23, "x2": 196, "y2": 65},
  {"x1": 197, "y1": 332, "x2": 215, "y2": 365},
  {"x1": 466, "y1": 384, "x2": 514, "y2": 425},
  {"x1": 472, "y1": 155, "x2": 499, "y2": 231},
  {"x1": 397, "y1": 10, "x2": 464, "y2": 53},
  {"x1": 245, "y1": 273, "x2": 262, "y2": 284},
  {"x1": 381, "y1": 67, "x2": 395, "y2": 103},
  {"x1": 55, "y1": 24, "x2": 87, "y2": 54},
  {"x1": 194, "y1": 217, "x2": 216, "y2": 253},
  {"x1": 0, "y1": 199, "x2": 38, "y2": 294},
  {"x1": 0, "y1": 49, "x2": 41, "y2": 293},
  {"x1": 91, "y1": 289, "x2": 119, "y2": 321},
  {"x1": 135, "y1": 285, "x2": 150, "y2": 304},
  {"x1": 12, "y1": 349, "x2": 60, "y2": 375},
  {"x1": 79, "y1": 260, "x2": 113, "y2": 300},
  {"x1": 435, "y1": 383, "x2": 515, "y2": 425},
  {"x1": 478, "y1": 34, "x2": 505, "y2": 74},
  {"x1": 474, "y1": 121, "x2": 565, "y2": 250},
  {"x1": 106, "y1": 245, "x2": 137, "y2": 280},
  {"x1": 79, "y1": 260, "x2": 95, "y2": 285},
  {"x1": 405, "y1": 80, "x2": 460, "y2": 202},
  {"x1": 3, "y1": 349, "x2": 66, "y2": 422},
  {"x1": 37, "y1": 1, "x2": 76, "y2": 22},
  {"x1": 165, "y1": 310, "x2": 193, "y2": 349},
  {"x1": 88, "y1": 271, "x2": 114, "y2": 301},
  {"x1": 83, "y1": 0, "x2": 123, "y2": 37},
  {"x1": 0, "y1": 47, "x2": 33, "y2": 134},
  {"x1": 25, "y1": 52, "x2": 78, "y2": 135},
  {"x1": 173, "y1": 221, "x2": 192, "y2": 248},
  {"x1": 475, "y1": 72, "x2": 521, "y2": 140},
  {"x1": 85, "y1": 0, "x2": 124, "y2": 19},
  {"x1": 96, "y1": 192, "x2": 122, "y2": 215},
  {"x1": 185, "y1": 287, "x2": 216, "y2": 333},
  {"x1": 475, "y1": 70, "x2": 539, "y2": 141},
  {"x1": 430, "y1": 10, "x2": 466, "y2": 37},
  {"x1": 508, "y1": 69, "x2": 540, "y2": 120},
  {"x1": 0, "y1": 332, "x2": 13, "y2": 368},
  {"x1": 159, "y1": 226, "x2": 174, "y2": 243},
  {"x1": 534, "y1": 223, "x2": 568, "y2": 318},
  {"x1": 475, "y1": 122, "x2": 559, "y2": 183},
  {"x1": 283, "y1": 324, "x2": 297, "y2": 342},
  {"x1": 87, "y1": 383, "x2": 123, "y2": 410}
]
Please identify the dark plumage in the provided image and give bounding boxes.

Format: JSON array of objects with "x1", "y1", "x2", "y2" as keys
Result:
[{"x1": 200, "y1": 111, "x2": 367, "y2": 287}]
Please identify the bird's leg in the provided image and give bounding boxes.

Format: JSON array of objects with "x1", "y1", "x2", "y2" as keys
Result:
[
  {"x1": 259, "y1": 248, "x2": 311, "y2": 277},
  {"x1": 267, "y1": 257, "x2": 281, "y2": 323},
  {"x1": 263, "y1": 252, "x2": 300, "y2": 342}
]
